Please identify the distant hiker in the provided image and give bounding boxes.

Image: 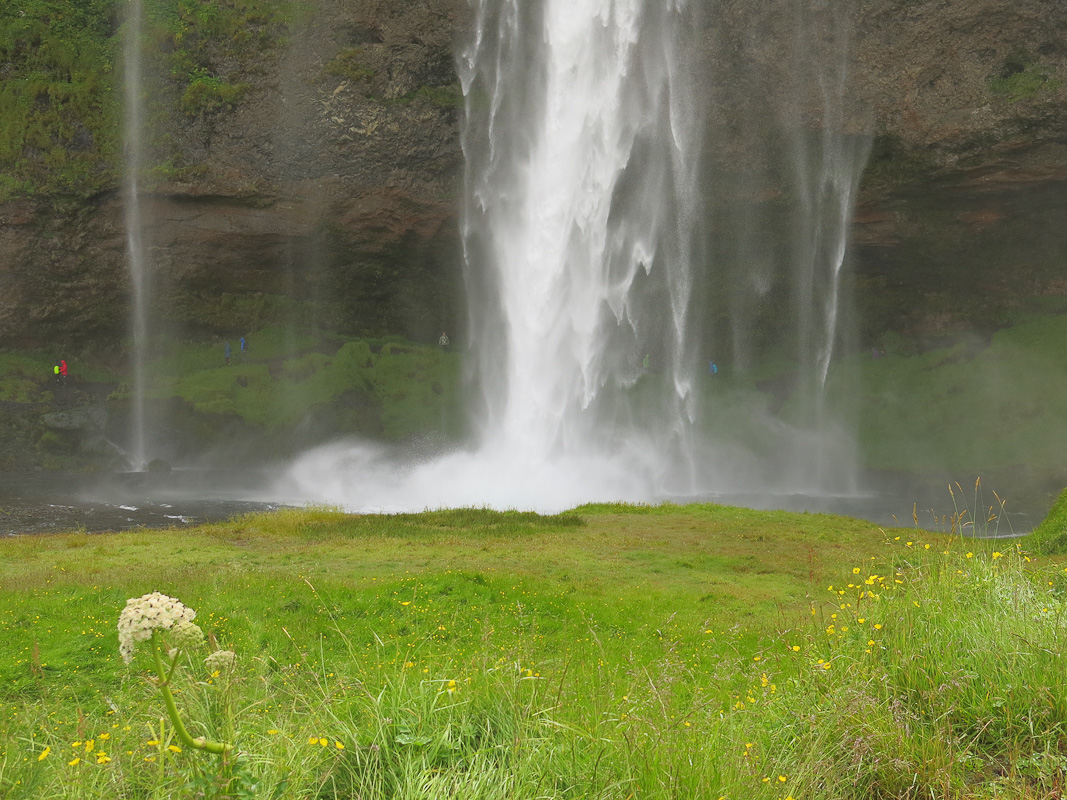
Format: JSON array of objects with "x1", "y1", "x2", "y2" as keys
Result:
[
  {"x1": 224, "y1": 341, "x2": 231, "y2": 366},
  {"x1": 709, "y1": 361, "x2": 718, "y2": 375},
  {"x1": 240, "y1": 337, "x2": 247, "y2": 356},
  {"x1": 439, "y1": 332, "x2": 450, "y2": 351},
  {"x1": 53, "y1": 360, "x2": 68, "y2": 385}
]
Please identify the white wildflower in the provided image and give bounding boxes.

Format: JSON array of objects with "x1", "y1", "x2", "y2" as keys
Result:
[{"x1": 117, "y1": 592, "x2": 196, "y2": 664}]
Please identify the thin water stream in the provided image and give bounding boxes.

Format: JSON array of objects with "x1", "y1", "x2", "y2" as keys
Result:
[{"x1": 123, "y1": 0, "x2": 148, "y2": 469}]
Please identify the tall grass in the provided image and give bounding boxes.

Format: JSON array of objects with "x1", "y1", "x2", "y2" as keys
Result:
[{"x1": 1, "y1": 507, "x2": 1065, "y2": 798}]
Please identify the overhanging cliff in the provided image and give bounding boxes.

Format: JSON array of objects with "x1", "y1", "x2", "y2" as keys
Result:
[{"x1": 0, "y1": 0, "x2": 1064, "y2": 352}]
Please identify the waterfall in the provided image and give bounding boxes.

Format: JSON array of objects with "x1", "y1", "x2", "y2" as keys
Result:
[
  {"x1": 777, "y1": 0, "x2": 871, "y2": 490},
  {"x1": 283, "y1": 0, "x2": 871, "y2": 511},
  {"x1": 458, "y1": 0, "x2": 701, "y2": 487},
  {"x1": 122, "y1": 0, "x2": 148, "y2": 470}
]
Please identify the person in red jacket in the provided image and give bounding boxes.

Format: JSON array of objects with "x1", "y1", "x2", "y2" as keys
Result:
[{"x1": 59, "y1": 359, "x2": 68, "y2": 385}]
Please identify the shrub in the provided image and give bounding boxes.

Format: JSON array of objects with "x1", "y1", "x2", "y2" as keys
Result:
[{"x1": 179, "y1": 73, "x2": 250, "y2": 116}]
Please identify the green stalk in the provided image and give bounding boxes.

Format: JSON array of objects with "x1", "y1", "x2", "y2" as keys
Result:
[{"x1": 150, "y1": 630, "x2": 232, "y2": 755}]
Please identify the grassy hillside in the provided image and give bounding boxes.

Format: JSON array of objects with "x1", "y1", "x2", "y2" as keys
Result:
[
  {"x1": 139, "y1": 329, "x2": 464, "y2": 438},
  {"x1": 0, "y1": 0, "x2": 119, "y2": 198},
  {"x1": 0, "y1": 330, "x2": 463, "y2": 470},
  {"x1": 0, "y1": 0, "x2": 300, "y2": 201},
  {"x1": 849, "y1": 314, "x2": 1067, "y2": 474},
  {"x1": 2, "y1": 504, "x2": 1065, "y2": 798},
  {"x1": 10, "y1": 313, "x2": 1067, "y2": 485}
]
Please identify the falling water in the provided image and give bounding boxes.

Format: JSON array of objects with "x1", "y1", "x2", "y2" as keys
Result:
[
  {"x1": 459, "y1": 0, "x2": 701, "y2": 484},
  {"x1": 285, "y1": 0, "x2": 702, "y2": 509},
  {"x1": 283, "y1": 0, "x2": 871, "y2": 511},
  {"x1": 122, "y1": 0, "x2": 148, "y2": 469},
  {"x1": 778, "y1": 0, "x2": 871, "y2": 490}
]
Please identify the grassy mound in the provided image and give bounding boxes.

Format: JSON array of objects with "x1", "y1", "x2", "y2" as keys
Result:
[
  {"x1": 143, "y1": 329, "x2": 464, "y2": 440},
  {"x1": 2, "y1": 504, "x2": 1065, "y2": 799},
  {"x1": 1026, "y1": 484, "x2": 1067, "y2": 554}
]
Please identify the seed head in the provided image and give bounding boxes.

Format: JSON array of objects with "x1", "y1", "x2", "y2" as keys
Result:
[{"x1": 204, "y1": 649, "x2": 237, "y2": 675}]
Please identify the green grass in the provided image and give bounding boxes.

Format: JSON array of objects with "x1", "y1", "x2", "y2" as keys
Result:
[
  {"x1": 0, "y1": 354, "x2": 57, "y2": 403},
  {"x1": 2, "y1": 503, "x2": 1065, "y2": 798},
  {"x1": 140, "y1": 330, "x2": 463, "y2": 438},
  {"x1": 844, "y1": 314, "x2": 1067, "y2": 473},
  {"x1": 1028, "y1": 485, "x2": 1067, "y2": 555},
  {"x1": 0, "y1": 352, "x2": 117, "y2": 403}
]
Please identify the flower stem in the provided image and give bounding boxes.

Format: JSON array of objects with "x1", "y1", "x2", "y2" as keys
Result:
[{"x1": 150, "y1": 631, "x2": 232, "y2": 755}]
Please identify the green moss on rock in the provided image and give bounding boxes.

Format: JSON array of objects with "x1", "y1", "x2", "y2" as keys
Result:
[
  {"x1": 0, "y1": 0, "x2": 300, "y2": 200},
  {"x1": 179, "y1": 73, "x2": 250, "y2": 116},
  {"x1": 0, "y1": 0, "x2": 120, "y2": 200},
  {"x1": 989, "y1": 65, "x2": 1061, "y2": 102},
  {"x1": 323, "y1": 47, "x2": 376, "y2": 82}
]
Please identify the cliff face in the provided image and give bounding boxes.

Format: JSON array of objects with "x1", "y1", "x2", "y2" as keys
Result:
[
  {"x1": 851, "y1": 0, "x2": 1067, "y2": 343},
  {"x1": 0, "y1": 0, "x2": 1064, "y2": 352},
  {"x1": 694, "y1": 0, "x2": 1067, "y2": 350},
  {"x1": 0, "y1": 0, "x2": 469, "y2": 348}
]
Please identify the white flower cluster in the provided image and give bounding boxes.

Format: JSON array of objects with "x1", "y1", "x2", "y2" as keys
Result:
[{"x1": 117, "y1": 592, "x2": 197, "y2": 664}]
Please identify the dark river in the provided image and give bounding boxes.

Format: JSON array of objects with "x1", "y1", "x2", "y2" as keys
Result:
[
  {"x1": 0, "y1": 471, "x2": 284, "y2": 536},
  {"x1": 0, "y1": 469, "x2": 1039, "y2": 538}
]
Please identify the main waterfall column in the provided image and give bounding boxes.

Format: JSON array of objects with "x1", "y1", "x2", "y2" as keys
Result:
[{"x1": 458, "y1": 0, "x2": 701, "y2": 488}]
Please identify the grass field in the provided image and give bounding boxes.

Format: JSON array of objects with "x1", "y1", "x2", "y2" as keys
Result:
[{"x1": 2, "y1": 503, "x2": 1065, "y2": 799}]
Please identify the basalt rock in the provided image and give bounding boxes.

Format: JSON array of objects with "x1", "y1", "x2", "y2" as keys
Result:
[
  {"x1": 0, "y1": 0, "x2": 468, "y2": 350},
  {"x1": 0, "y1": 0, "x2": 1064, "y2": 353}
]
